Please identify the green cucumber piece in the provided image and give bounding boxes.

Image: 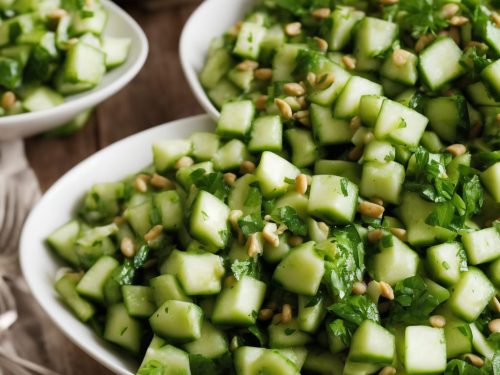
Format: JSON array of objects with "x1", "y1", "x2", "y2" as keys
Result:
[
  {"x1": 248, "y1": 115, "x2": 282, "y2": 153},
  {"x1": 349, "y1": 320, "x2": 395, "y2": 364},
  {"x1": 104, "y1": 303, "x2": 142, "y2": 354},
  {"x1": 255, "y1": 151, "x2": 300, "y2": 198},
  {"x1": 217, "y1": 100, "x2": 255, "y2": 138},
  {"x1": 76, "y1": 255, "x2": 119, "y2": 303},
  {"x1": 310, "y1": 103, "x2": 353, "y2": 145},
  {"x1": 426, "y1": 242, "x2": 467, "y2": 286},
  {"x1": 190, "y1": 132, "x2": 220, "y2": 162},
  {"x1": 373, "y1": 236, "x2": 419, "y2": 286},
  {"x1": 122, "y1": 285, "x2": 156, "y2": 318},
  {"x1": 233, "y1": 22, "x2": 266, "y2": 60},
  {"x1": 149, "y1": 300, "x2": 203, "y2": 342},
  {"x1": 268, "y1": 320, "x2": 312, "y2": 348},
  {"x1": 150, "y1": 274, "x2": 192, "y2": 306},
  {"x1": 153, "y1": 139, "x2": 191, "y2": 173},
  {"x1": 55, "y1": 274, "x2": 95, "y2": 322},
  {"x1": 360, "y1": 161, "x2": 405, "y2": 204},
  {"x1": 47, "y1": 220, "x2": 80, "y2": 266},
  {"x1": 461, "y1": 227, "x2": 500, "y2": 265},
  {"x1": 404, "y1": 326, "x2": 446, "y2": 375},
  {"x1": 183, "y1": 320, "x2": 228, "y2": 359},
  {"x1": 333, "y1": 76, "x2": 383, "y2": 119}
]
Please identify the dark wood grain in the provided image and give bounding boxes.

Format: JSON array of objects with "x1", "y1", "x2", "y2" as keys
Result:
[{"x1": 22, "y1": 3, "x2": 203, "y2": 373}]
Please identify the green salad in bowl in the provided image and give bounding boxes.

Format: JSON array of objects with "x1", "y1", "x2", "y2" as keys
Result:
[
  {"x1": 0, "y1": 0, "x2": 131, "y2": 116},
  {"x1": 47, "y1": 0, "x2": 499, "y2": 374}
]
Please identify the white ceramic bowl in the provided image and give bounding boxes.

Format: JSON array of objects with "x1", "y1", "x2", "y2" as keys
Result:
[
  {"x1": 0, "y1": 0, "x2": 148, "y2": 140},
  {"x1": 20, "y1": 115, "x2": 214, "y2": 375},
  {"x1": 180, "y1": 0, "x2": 254, "y2": 121}
]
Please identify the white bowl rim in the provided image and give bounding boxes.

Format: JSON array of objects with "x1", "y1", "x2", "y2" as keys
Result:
[
  {"x1": 20, "y1": 114, "x2": 214, "y2": 375},
  {"x1": 0, "y1": 0, "x2": 148, "y2": 128}
]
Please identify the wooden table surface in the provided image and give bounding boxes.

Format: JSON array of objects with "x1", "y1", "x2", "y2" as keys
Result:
[{"x1": 22, "y1": 3, "x2": 203, "y2": 373}]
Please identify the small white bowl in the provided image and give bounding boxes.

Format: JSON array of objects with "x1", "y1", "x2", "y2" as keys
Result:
[
  {"x1": 180, "y1": 0, "x2": 254, "y2": 121},
  {"x1": 0, "y1": 0, "x2": 148, "y2": 140},
  {"x1": 20, "y1": 115, "x2": 214, "y2": 375}
]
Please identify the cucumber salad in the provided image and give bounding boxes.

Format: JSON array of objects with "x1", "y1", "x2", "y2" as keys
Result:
[
  {"x1": 49, "y1": 0, "x2": 500, "y2": 374},
  {"x1": 0, "y1": 0, "x2": 130, "y2": 117}
]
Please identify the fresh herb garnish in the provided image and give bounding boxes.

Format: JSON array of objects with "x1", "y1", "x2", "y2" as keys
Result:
[
  {"x1": 231, "y1": 259, "x2": 261, "y2": 280},
  {"x1": 270, "y1": 206, "x2": 307, "y2": 236},
  {"x1": 238, "y1": 212, "x2": 265, "y2": 236},
  {"x1": 328, "y1": 295, "x2": 380, "y2": 326},
  {"x1": 191, "y1": 170, "x2": 231, "y2": 201}
]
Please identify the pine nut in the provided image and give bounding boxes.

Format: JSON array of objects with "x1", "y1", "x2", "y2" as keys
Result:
[
  {"x1": 415, "y1": 34, "x2": 435, "y2": 52},
  {"x1": 380, "y1": 0, "x2": 398, "y2": 5},
  {"x1": 449, "y1": 16, "x2": 469, "y2": 26},
  {"x1": 1, "y1": 91, "x2": 16, "y2": 110},
  {"x1": 263, "y1": 222, "x2": 280, "y2": 247},
  {"x1": 315, "y1": 72, "x2": 335, "y2": 90},
  {"x1": 275, "y1": 98, "x2": 293, "y2": 120},
  {"x1": 175, "y1": 156, "x2": 194, "y2": 170},
  {"x1": 429, "y1": 315, "x2": 447, "y2": 328},
  {"x1": 390, "y1": 228, "x2": 408, "y2": 242},
  {"x1": 368, "y1": 229, "x2": 384, "y2": 243},
  {"x1": 150, "y1": 173, "x2": 175, "y2": 189},
  {"x1": 358, "y1": 201, "x2": 385, "y2": 218},
  {"x1": 314, "y1": 36, "x2": 328, "y2": 52},
  {"x1": 254, "y1": 68, "x2": 272, "y2": 80},
  {"x1": 392, "y1": 49, "x2": 411, "y2": 66},
  {"x1": 281, "y1": 304, "x2": 292, "y2": 323},
  {"x1": 236, "y1": 59, "x2": 258, "y2": 71},
  {"x1": 247, "y1": 233, "x2": 263, "y2": 257},
  {"x1": 342, "y1": 55, "x2": 357, "y2": 70},
  {"x1": 223, "y1": 172, "x2": 237, "y2": 186},
  {"x1": 318, "y1": 222, "x2": 330, "y2": 237},
  {"x1": 370, "y1": 197, "x2": 384, "y2": 206},
  {"x1": 229, "y1": 210, "x2": 243, "y2": 231},
  {"x1": 284, "y1": 82, "x2": 306, "y2": 96},
  {"x1": 463, "y1": 353, "x2": 484, "y2": 367},
  {"x1": 363, "y1": 131, "x2": 375, "y2": 144},
  {"x1": 256, "y1": 95, "x2": 268, "y2": 110},
  {"x1": 297, "y1": 96, "x2": 308, "y2": 109},
  {"x1": 350, "y1": 116, "x2": 362, "y2": 130},
  {"x1": 352, "y1": 281, "x2": 367, "y2": 295},
  {"x1": 134, "y1": 174, "x2": 149, "y2": 193},
  {"x1": 284, "y1": 22, "x2": 301, "y2": 36},
  {"x1": 258, "y1": 308, "x2": 274, "y2": 321},
  {"x1": 144, "y1": 225, "x2": 163, "y2": 242},
  {"x1": 284, "y1": 96, "x2": 301, "y2": 110},
  {"x1": 306, "y1": 72, "x2": 317, "y2": 86},
  {"x1": 379, "y1": 281, "x2": 394, "y2": 300},
  {"x1": 446, "y1": 144, "x2": 467, "y2": 157},
  {"x1": 288, "y1": 235, "x2": 304, "y2": 247},
  {"x1": 492, "y1": 296, "x2": 500, "y2": 313},
  {"x1": 492, "y1": 12, "x2": 500, "y2": 27},
  {"x1": 84, "y1": 0, "x2": 94, "y2": 6},
  {"x1": 276, "y1": 224, "x2": 288, "y2": 235},
  {"x1": 272, "y1": 313, "x2": 282, "y2": 325},
  {"x1": 348, "y1": 145, "x2": 364, "y2": 161},
  {"x1": 441, "y1": 3, "x2": 460, "y2": 19},
  {"x1": 378, "y1": 366, "x2": 397, "y2": 375},
  {"x1": 240, "y1": 160, "x2": 256, "y2": 174},
  {"x1": 312, "y1": 7, "x2": 331, "y2": 19},
  {"x1": 488, "y1": 319, "x2": 500, "y2": 333},
  {"x1": 120, "y1": 237, "x2": 135, "y2": 258},
  {"x1": 293, "y1": 110, "x2": 310, "y2": 126},
  {"x1": 294, "y1": 174, "x2": 308, "y2": 195}
]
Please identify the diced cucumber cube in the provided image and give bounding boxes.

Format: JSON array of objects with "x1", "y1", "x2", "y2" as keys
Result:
[
  {"x1": 488, "y1": 257, "x2": 500, "y2": 288},
  {"x1": 349, "y1": 320, "x2": 395, "y2": 364},
  {"x1": 104, "y1": 304, "x2": 142, "y2": 354},
  {"x1": 150, "y1": 274, "x2": 192, "y2": 306},
  {"x1": 217, "y1": 100, "x2": 255, "y2": 138},
  {"x1": 314, "y1": 160, "x2": 361, "y2": 185},
  {"x1": 55, "y1": 274, "x2": 95, "y2": 322},
  {"x1": 310, "y1": 103, "x2": 353, "y2": 145},
  {"x1": 435, "y1": 306, "x2": 473, "y2": 358},
  {"x1": 190, "y1": 191, "x2": 230, "y2": 250},
  {"x1": 374, "y1": 99, "x2": 428, "y2": 147},
  {"x1": 333, "y1": 76, "x2": 383, "y2": 119},
  {"x1": 470, "y1": 322, "x2": 496, "y2": 360},
  {"x1": 176, "y1": 161, "x2": 214, "y2": 190},
  {"x1": 200, "y1": 49, "x2": 233, "y2": 89},
  {"x1": 228, "y1": 174, "x2": 261, "y2": 215},
  {"x1": 47, "y1": 220, "x2": 80, "y2": 266},
  {"x1": 448, "y1": 268, "x2": 496, "y2": 322},
  {"x1": 81, "y1": 182, "x2": 124, "y2": 223},
  {"x1": 303, "y1": 349, "x2": 344, "y2": 375},
  {"x1": 101, "y1": 37, "x2": 130, "y2": 69},
  {"x1": 235, "y1": 347, "x2": 300, "y2": 375},
  {"x1": 426, "y1": 242, "x2": 466, "y2": 286},
  {"x1": 308, "y1": 61, "x2": 351, "y2": 106},
  {"x1": 234, "y1": 346, "x2": 266, "y2": 375},
  {"x1": 481, "y1": 162, "x2": 500, "y2": 202},
  {"x1": 122, "y1": 285, "x2": 156, "y2": 318},
  {"x1": 72, "y1": 6, "x2": 107, "y2": 35},
  {"x1": 190, "y1": 132, "x2": 220, "y2": 161},
  {"x1": 273, "y1": 242, "x2": 324, "y2": 296},
  {"x1": 328, "y1": 7, "x2": 365, "y2": 51},
  {"x1": 213, "y1": 139, "x2": 251, "y2": 171},
  {"x1": 277, "y1": 347, "x2": 307, "y2": 371},
  {"x1": 424, "y1": 95, "x2": 468, "y2": 143},
  {"x1": 359, "y1": 95, "x2": 385, "y2": 127},
  {"x1": 360, "y1": 161, "x2": 405, "y2": 204},
  {"x1": 228, "y1": 66, "x2": 254, "y2": 91},
  {"x1": 161, "y1": 249, "x2": 225, "y2": 295},
  {"x1": 212, "y1": 276, "x2": 266, "y2": 326},
  {"x1": 268, "y1": 320, "x2": 312, "y2": 348},
  {"x1": 420, "y1": 131, "x2": 444, "y2": 153},
  {"x1": 263, "y1": 233, "x2": 291, "y2": 263},
  {"x1": 249, "y1": 116, "x2": 283, "y2": 153},
  {"x1": 373, "y1": 236, "x2": 419, "y2": 286},
  {"x1": 285, "y1": 128, "x2": 317, "y2": 168},
  {"x1": 297, "y1": 294, "x2": 326, "y2": 333},
  {"x1": 149, "y1": 300, "x2": 203, "y2": 342},
  {"x1": 343, "y1": 357, "x2": 382, "y2": 375},
  {"x1": 462, "y1": 227, "x2": 500, "y2": 265},
  {"x1": 138, "y1": 339, "x2": 191, "y2": 374},
  {"x1": 404, "y1": 326, "x2": 446, "y2": 375},
  {"x1": 22, "y1": 85, "x2": 64, "y2": 112},
  {"x1": 362, "y1": 141, "x2": 395, "y2": 163},
  {"x1": 381, "y1": 49, "x2": 418, "y2": 86},
  {"x1": 183, "y1": 320, "x2": 228, "y2": 359},
  {"x1": 76, "y1": 256, "x2": 119, "y2": 302},
  {"x1": 272, "y1": 44, "x2": 304, "y2": 82},
  {"x1": 255, "y1": 151, "x2": 300, "y2": 198},
  {"x1": 124, "y1": 200, "x2": 153, "y2": 237},
  {"x1": 233, "y1": 22, "x2": 266, "y2": 60},
  {"x1": 275, "y1": 191, "x2": 309, "y2": 220},
  {"x1": 153, "y1": 139, "x2": 191, "y2": 172},
  {"x1": 418, "y1": 37, "x2": 464, "y2": 91},
  {"x1": 425, "y1": 278, "x2": 450, "y2": 304},
  {"x1": 64, "y1": 42, "x2": 105, "y2": 85},
  {"x1": 154, "y1": 190, "x2": 183, "y2": 231},
  {"x1": 0, "y1": 56, "x2": 21, "y2": 89}
]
